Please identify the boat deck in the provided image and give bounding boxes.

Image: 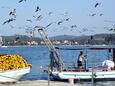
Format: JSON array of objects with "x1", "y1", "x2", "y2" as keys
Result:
[{"x1": 62, "y1": 66, "x2": 115, "y2": 72}]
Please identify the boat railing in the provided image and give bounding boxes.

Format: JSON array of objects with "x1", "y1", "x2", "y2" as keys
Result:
[{"x1": 61, "y1": 61, "x2": 108, "y2": 72}]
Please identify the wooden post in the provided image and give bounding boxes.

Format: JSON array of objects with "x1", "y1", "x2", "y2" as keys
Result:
[
  {"x1": 113, "y1": 48, "x2": 115, "y2": 64},
  {"x1": 78, "y1": 77, "x2": 81, "y2": 85},
  {"x1": 91, "y1": 66, "x2": 94, "y2": 84},
  {"x1": 68, "y1": 79, "x2": 74, "y2": 84},
  {"x1": 48, "y1": 66, "x2": 50, "y2": 86},
  {"x1": 91, "y1": 62, "x2": 96, "y2": 86}
]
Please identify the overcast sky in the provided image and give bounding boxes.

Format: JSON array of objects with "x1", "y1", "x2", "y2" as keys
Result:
[{"x1": 0, "y1": 0, "x2": 115, "y2": 37}]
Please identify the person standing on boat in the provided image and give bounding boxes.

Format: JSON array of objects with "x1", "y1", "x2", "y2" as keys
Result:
[{"x1": 77, "y1": 51, "x2": 85, "y2": 70}]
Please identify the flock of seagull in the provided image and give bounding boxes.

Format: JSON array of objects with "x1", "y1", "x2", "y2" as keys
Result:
[
  {"x1": 1, "y1": 0, "x2": 115, "y2": 36},
  {"x1": 89, "y1": 2, "x2": 103, "y2": 17}
]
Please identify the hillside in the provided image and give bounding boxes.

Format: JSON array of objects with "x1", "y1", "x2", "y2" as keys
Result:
[
  {"x1": 1, "y1": 33, "x2": 115, "y2": 45},
  {"x1": 1, "y1": 35, "x2": 41, "y2": 45},
  {"x1": 49, "y1": 33, "x2": 115, "y2": 44}
]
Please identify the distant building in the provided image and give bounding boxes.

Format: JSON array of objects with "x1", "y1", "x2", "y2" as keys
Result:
[{"x1": 0, "y1": 36, "x2": 3, "y2": 46}]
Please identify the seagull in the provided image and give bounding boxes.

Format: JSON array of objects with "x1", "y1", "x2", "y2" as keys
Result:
[
  {"x1": 82, "y1": 28, "x2": 88, "y2": 32},
  {"x1": 99, "y1": 13, "x2": 103, "y2": 16},
  {"x1": 48, "y1": 12, "x2": 52, "y2": 15},
  {"x1": 108, "y1": 28, "x2": 115, "y2": 31},
  {"x1": 26, "y1": 19, "x2": 32, "y2": 23},
  {"x1": 3, "y1": 18, "x2": 16, "y2": 25},
  {"x1": 1, "y1": 6, "x2": 10, "y2": 9},
  {"x1": 35, "y1": 6, "x2": 41, "y2": 12},
  {"x1": 91, "y1": 13, "x2": 96, "y2": 16},
  {"x1": 57, "y1": 20, "x2": 63, "y2": 25},
  {"x1": 45, "y1": 23, "x2": 53, "y2": 28},
  {"x1": 34, "y1": 26, "x2": 39, "y2": 29},
  {"x1": 18, "y1": 0, "x2": 23, "y2": 3},
  {"x1": 71, "y1": 25, "x2": 77, "y2": 28},
  {"x1": 9, "y1": 8, "x2": 16, "y2": 18},
  {"x1": 95, "y1": 3, "x2": 101, "y2": 8},
  {"x1": 34, "y1": 26, "x2": 44, "y2": 29},
  {"x1": 60, "y1": 12, "x2": 68, "y2": 17},
  {"x1": 45, "y1": 22, "x2": 56, "y2": 28},
  {"x1": 104, "y1": 27, "x2": 115, "y2": 31},
  {"x1": 18, "y1": 0, "x2": 26, "y2": 3},
  {"x1": 36, "y1": 15, "x2": 42, "y2": 21},
  {"x1": 33, "y1": 15, "x2": 36, "y2": 18},
  {"x1": 88, "y1": 13, "x2": 96, "y2": 16},
  {"x1": 9, "y1": 25, "x2": 14, "y2": 28},
  {"x1": 65, "y1": 18, "x2": 70, "y2": 21}
]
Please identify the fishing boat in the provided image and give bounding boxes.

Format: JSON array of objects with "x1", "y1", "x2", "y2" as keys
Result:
[
  {"x1": 0, "y1": 67, "x2": 30, "y2": 83},
  {"x1": 49, "y1": 47, "x2": 115, "y2": 82},
  {"x1": 38, "y1": 28, "x2": 115, "y2": 82}
]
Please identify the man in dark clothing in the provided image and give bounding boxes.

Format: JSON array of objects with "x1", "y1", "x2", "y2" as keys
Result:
[{"x1": 77, "y1": 51, "x2": 85, "y2": 70}]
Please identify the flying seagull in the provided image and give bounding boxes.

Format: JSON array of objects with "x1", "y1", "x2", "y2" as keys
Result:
[
  {"x1": 34, "y1": 26, "x2": 44, "y2": 29},
  {"x1": 35, "y1": 6, "x2": 41, "y2": 12},
  {"x1": 99, "y1": 13, "x2": 103, "y2": 16},
  {"x1": 18, "y1": 0, "x2": 26, "y2": 3},
  {"x1": 104, "y1": 27, "x2": 115, "y2": 31},
  {"x1": 36, "y1": 15, "x2": 43, "y2": 21},
  {"x1": 82, "y1": 28, "x2": 88, "y2": 32},
  {"x1": 65, "y1": 18, "x2": 70, "y2": 21},
  {"x1": 108, "y1": 28, "x2": 115, "y2": 31},
  {"x1": 9, "y1": 25, "x2": 14, "y2": 28},
  {"x1": 45, "y1": 22, "x2": 56, "y2": 28},
  {"x1": 26, "y1": 19, "x2": 32, "y2": 23},
  {"x1": 95, "y1": 3, "x2": 101, "y2": 8},
  {"x1": 45, "y1": 23, "x2": 53, "y2": 28},
  {"x1": 57, "y1": 20, "x2": 64, "y2": 25},
  {"x1": 89, "y1": 13, "x2": 96, "y2": 16},
  {"x1": 71, "y1": 25, "x2": 77, "y2": 28},
  {"x1": 48, "y1": 12, "x2": 52, "y2": 15},
  {"x1": 3, "y1": 18, "x2": 16, "y2": 25},
  {"x1": 9, "y1": 8, "x2": 16, "y2": 18}
]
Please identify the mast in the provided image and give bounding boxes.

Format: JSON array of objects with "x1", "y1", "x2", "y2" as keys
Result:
[{"x1": 38, "y1": 28, "x2": 63, "y2": 72}]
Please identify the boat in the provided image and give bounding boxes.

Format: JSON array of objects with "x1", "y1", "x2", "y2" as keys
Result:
[
  {"x1": 38, "y1": 28, "x2": 115, "y2": 82},
  {"x1": 49, "y1": 47, "x2": 115, "y2": 81},
  {"x1": 0, "y1": 67, "x2": 30, "y2": 83}
]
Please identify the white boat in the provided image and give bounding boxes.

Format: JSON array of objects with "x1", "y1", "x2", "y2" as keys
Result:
[
  {"x1": 0, "y1": 67, "x2": 30, "y2": 83},
  {"x1": 38, "y1": 29, "x2": 115, "y2": 82},
  {"x1": 50, "y1": 47, "x2": 115, "y2": 81},
  {"x1": 52, "y1": 69, "x2": 115, "y2": 80}
]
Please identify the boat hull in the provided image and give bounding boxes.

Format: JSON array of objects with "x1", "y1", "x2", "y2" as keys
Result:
[
  {"x1": 51, "y1": 71, "x2": 115, "y2": 80},
  {"x1": 0, "y1": 67, "x2": 30, "y2": 83}
]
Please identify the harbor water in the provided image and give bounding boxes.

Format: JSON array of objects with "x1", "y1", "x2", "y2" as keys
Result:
[{"x1": 0, "y1": 45, "x2": 115, "y2": 85}]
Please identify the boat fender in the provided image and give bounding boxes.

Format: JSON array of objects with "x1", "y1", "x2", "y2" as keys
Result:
[{"x1": 102, "y1": 60, "x2": 115, "y2": 70}]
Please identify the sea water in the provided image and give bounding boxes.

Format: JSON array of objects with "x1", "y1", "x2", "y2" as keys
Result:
[{"x1": 0, "y1": 45, "x2": 114, "y2": 85}]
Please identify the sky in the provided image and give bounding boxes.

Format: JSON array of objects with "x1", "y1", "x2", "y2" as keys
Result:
[{"x1": 0, "y1": 0, "x2": 115, "y2": 37}]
